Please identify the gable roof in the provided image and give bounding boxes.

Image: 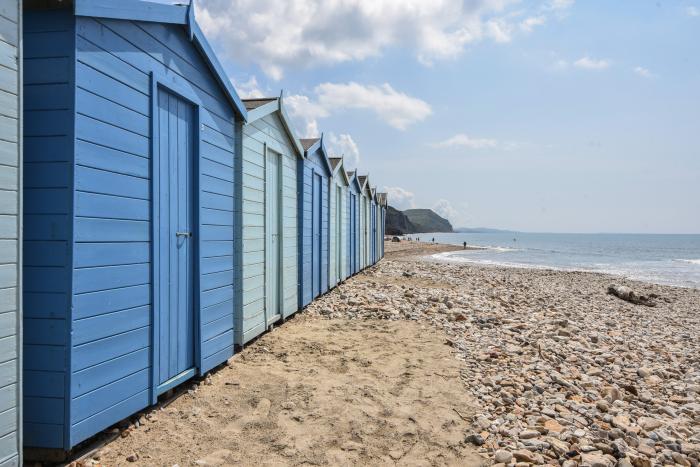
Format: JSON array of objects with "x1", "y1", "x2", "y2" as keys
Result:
[
  {"x1": 328, "y1": 157, "x2": 350, "y2": 185},
  {"x1": 347, "y1": 171, "x2": 362, "y2": 192},
  {"x1": 329, "y1": 157, "x2": 342, "y2": 170},
  {"x1": 301, "y1": 138, "x2": 320, "y2": 151},
  {"x1": 73, "y1": 0, "x2": 247, "y2": 120},
  {"x1": 301, "y1": 136, "x2": 333, "y2": 174},
  {"x1": 377, "y1": 193, "x2": 388, "y2": 206},
  {"x1": 243, "y1": 98, "x2": 276, "y2": 110},
  {"x1": 242, "y1": 95, "x2": 304, "y2": 157}
]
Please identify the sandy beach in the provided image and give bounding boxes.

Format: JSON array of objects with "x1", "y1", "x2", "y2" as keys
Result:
[{"x1": 90, "y1": 241, "x2": 698, "y2": 466}]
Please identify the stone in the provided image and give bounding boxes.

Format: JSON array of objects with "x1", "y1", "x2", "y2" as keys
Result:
[
  {"x1": 637, "y1": 417, "x2": 662, "y2": 431},
  {"x1": 612, "y1": 415, "x2": 632, "y2": 432},
  {"x1": 581, "y1": 451, "x2": 614, "y2": 467},
  {"x1": 465, "y1": 433, "x2": 485, "y2": 446},
  {"x1": 494, "y1": 450, "x2": 512, "y2": 463},
  {"x1": 637, "y1": 368, "x2": 652, "y2": 378},
  {"x1": 636, "y1": 443, "x2": 656, "y2": 457},
  {"x1": 126, "y1": 453, "x2": 139, "y2": 463},
  {"x1": 519, "y1": 429, "x2": 540, "y2": 440},
  {"x1": 512, "y1": 449, "x2": 539, "y2": 464},
  {"x1": 544, "y1": 418, "x2": 564, "y2": 433}
]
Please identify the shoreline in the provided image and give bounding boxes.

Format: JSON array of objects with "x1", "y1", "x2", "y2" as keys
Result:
[{"x1": 409, "y1": 240, "x2": 700, "y2": 290}]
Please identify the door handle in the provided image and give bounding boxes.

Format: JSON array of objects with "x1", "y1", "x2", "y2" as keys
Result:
[{"x1": 176, "y1": 231, "x2": 192, "y2": 238}]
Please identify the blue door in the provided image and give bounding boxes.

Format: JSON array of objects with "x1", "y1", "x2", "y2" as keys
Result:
[
  {"x1": 370, "y1": 205, "x2": 375, "y2": 263},
  {"x1": 349, "y1": 193, "x2": 357, "y2": 274},
  {"x1": 156, "y1": 88, "x2": 195, "y2": 392},
  {"x1": 312, "y1": 173, "x2": 322, "y2": 297}
]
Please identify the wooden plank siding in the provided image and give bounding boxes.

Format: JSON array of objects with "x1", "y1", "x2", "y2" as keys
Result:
[
  {"x1": 23, "y1": 9, "x2": 239, "y2": 451},
  {"x1": 329, "y1": 169, "x2": 349, "y2": 286},
  {"x1": 0, "y1": 1, "x2": 20, "y2": 464},
  {"x1": 238, "y1": 111, "x2": 298, "y2": 344},
  {"x1": 22, "y1": 9, "x2": 73, "y2": 451},
  {"x1": 297, "y1": 147, "x2": 331, "y2": 308}
]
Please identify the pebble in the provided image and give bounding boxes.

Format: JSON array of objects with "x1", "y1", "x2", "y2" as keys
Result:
[{"x1": 305, "y1": 243, "x2": 700, "y2": 464}]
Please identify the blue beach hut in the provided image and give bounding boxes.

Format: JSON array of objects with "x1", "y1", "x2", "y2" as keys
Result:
[
  {"x1": 238, "y1": 96, "x2": 303, "y2": 344},
  {"x1": 346, "y1": 171, "x2": 362, "y2": 276},
  {"x1": 329, "y1": 157, "x2": 350, "y2": 287},
  {"x1": 370, "y1": 188, "x2": 377, "y2": 265},
  {"x1": 0, "y1": 1, "x2": 22, "y2": 464},
  {"x1": 357, "y1": 175, "x2": 372, "y2": 270},
  {"x1": 22, "y1": 0, "x2": 246, "y2": 452},
  {"x1": 377, "y1": 193, "x2": 388, "y2": 260},
  {"x1": 298, "y1": 137, "x2": 333, "y2": 308}
]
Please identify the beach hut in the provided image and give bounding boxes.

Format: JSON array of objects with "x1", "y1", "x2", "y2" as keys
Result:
[
  {"x1": 370, "y1": 188, "x2": 378, "y2": 265},
  {"x1": 0, "y1": 1, "x2": 22, "y2": 464},
  {"x1": 329, "y1": 157, "x2": 350, "y2": 287},
  {"x1": 237, "y1": 96, "x2": 303, "y2": 344},
  {"x1": 357, "y1": 175, "x2": 372, "y2": 270},
  {"x1": 346, "y1": 172, "x2": 361, "y2": 276},
  {"x1": 22, "y1": 1, "x2": 246, "y2": 452},
  {"x1": 377, "y1": 193, "x2": 388, "y2": 260},
  {"x1": 298, "y1": 137, "x2": 332, "y2": 308}
]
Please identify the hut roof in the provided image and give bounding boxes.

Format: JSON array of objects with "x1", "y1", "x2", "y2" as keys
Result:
[{"x1": 73, "y1": 0, "x2": 247, "y2": 119}]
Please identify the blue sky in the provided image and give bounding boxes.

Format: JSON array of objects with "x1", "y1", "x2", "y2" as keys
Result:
[{"x1": 195, "y1": 0, "x2": 700, "y2": 234}]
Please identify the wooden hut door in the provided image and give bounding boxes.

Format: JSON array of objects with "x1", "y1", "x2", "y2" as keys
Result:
[
  {"x1": 336, "y1": 185, "x2": 342, "y2": 280},
  {"x1": 156, "y1": 89, "x2": 195, "y2": 391},
  {"x1": 265, "y1": 149, "x2": 282, "y2": 325},
  {"x1": 350, "y1": 194, "x2": 356, "y2": 273},
  {"x1": 312, "y1": 173, "x2": 322, "y2": 297}
]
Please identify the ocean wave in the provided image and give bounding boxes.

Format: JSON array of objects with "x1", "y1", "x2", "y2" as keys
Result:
[
  {"x1": 675, "y1": 259, "x2": 700, "y2": 265},
  {"x1": 459, "y1": 244, "x2": 521, "y2": 252}
]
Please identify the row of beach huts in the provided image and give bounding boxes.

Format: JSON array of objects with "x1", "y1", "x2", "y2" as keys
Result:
[{"x1": 0, "y1": 0, "x2": 388, "y2": 463}]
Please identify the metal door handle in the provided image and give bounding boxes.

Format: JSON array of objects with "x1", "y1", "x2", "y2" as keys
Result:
[{"x1": 176, "y1": 231, "x2": 192, "y2": 238}]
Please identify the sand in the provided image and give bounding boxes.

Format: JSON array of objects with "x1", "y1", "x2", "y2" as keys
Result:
[{"x1": 94, "y1": 317, "x2": 483, "y2": 466}]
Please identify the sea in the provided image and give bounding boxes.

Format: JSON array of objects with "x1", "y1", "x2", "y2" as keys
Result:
[{"x1": 409, "y1": 232, "x2": 700, "y2": 288}]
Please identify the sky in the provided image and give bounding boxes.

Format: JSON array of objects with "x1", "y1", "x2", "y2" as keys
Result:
[{"x1": 192, "y1": 0, "x2": 700, "y2": 234}]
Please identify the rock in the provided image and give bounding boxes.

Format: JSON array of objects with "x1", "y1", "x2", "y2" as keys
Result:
[
  {"x1": 513, "y1": 449, "x2": 539, "y2": 464},
  {"x1": 637, "y1": 367, "x2": 652, "y2": 378},
  {"x1": 637, "y1": 417, "x2": 662, "y2": 431},
  {"x1": 465, "y1": 433, "x2": 485, "y2": 446},
  {"x1": 126, "y1": 453, "x2": 139, "y2": 463},
  {"x1": 544, "y1": 418, "x2": 564, "y2": 433},
  {"x1": 612, "y1": 415, "x2": 632, "y2": 432},
  {"x1": 519, "y1": 429, "x2": 540, "y2": 440},
  {"x1": 494, "y1": 450, "x2": 512, "y2": 463},
  {"x1": 636, "y1": 443, "x2": 656, "y2": 457},
  {"x1": 581, "y1": 451, "x2": 614, "y2": 467}
]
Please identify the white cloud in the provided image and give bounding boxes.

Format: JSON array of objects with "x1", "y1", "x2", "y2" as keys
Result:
[
  {"x1": 432, "y1": 199, "x2": 459, "y2": 223},
  {"x1": 383, "y1": 186, "x2": 416, "y2": 211},
  {"x1": 434, "y1": 134, "x2": 499, "y2": 150},
  {"x1": 285, "y1": 94, "x2": 329, "y2": 137},
  {"x1": 687, "y1": 6, "x2": 700, "y2": 16},
  {"x1": 326, "y1": 133, "x2": 361, "y2": 168},
  {"x1": 633, "y1": 66, "x2": 655, "y2": 78},
  {"x1": 197, "y1": 0, "x2": 575, "y2": 79},
  {"x1": 573, "y1": 56, "x2": 611, "y2": 70},
  {"x1": 234, "y1": 75, "x2": 265, "y2": 99},
  {"x1": 547, "y1": 0, "x2": 575, "y2": 10},
  {"x1": 520, "y1": 15, "x2": 546, "y2": 33},
  {"x1": 286, "y1": 82, "x2": 431, "y2": 137},
  {"x1": 486, "y1": 19, "x2": 514, "y2": 43}
]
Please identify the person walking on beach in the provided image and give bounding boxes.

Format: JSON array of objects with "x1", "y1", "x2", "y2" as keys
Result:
[{"x1": 463, "y1": 241, "x2": 467, "y2": 250}]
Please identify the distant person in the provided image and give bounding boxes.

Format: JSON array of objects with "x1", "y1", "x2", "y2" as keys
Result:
[
  {"x1": 463, "y1": 241, "x2": 467, "y2": 250},
  {"x1": 432, "y1": 238, "x2": 435, "y2": 243}
]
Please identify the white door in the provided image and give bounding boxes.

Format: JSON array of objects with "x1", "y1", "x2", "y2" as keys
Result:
[{"x1": 265, "y1": 149, "x2": 282, "y2": 325}]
